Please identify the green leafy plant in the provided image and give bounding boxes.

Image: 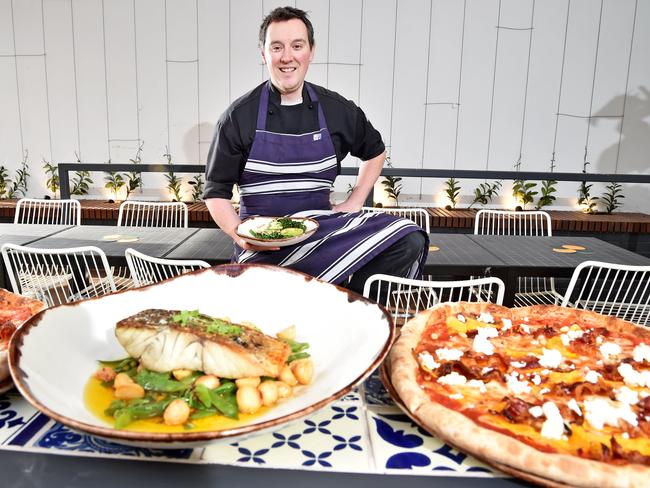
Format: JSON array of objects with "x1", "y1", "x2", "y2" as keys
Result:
[
  {"x1": 188, "y1": 174, "x2": 204, "y2": 202},
  {"x1": 512, "y1": 179, "x2": 537, "y2": 209},
  {"x1": 163, "y1": 148, "x2": 183, "y2": 202},
  {"x1": 468, "y1": 181, "x2": 502, "y2": 209},
  {"x1": 43, "y1": 159, "x2": 59, "y2": 197},
  {"x1": 104, "y1": 159, "x2": 126, "y2": 201},
  {"x1": 444, "y1": 177, "x2": 461, "y2": 209},
  {"x1": 536, "y1": 179, "x2": 557, "y2": 210},
  {"x1": 381, "y1": 156, "x2": 402, "y2": 206},
  {"x1": 601, "y1": 182, "x2": 625, "y2": 214},
  {"x1": 7, "y1": 150, "x2": 30, "y2": 198},
  {"x1": 346, "y1": 183, "x2": 354, "y2": 195},
  {"x1": 577, "y1": 159, "x2": 598, "y2": 214},
  {"x1": 70, "y1": 151, "x2": 93, "y2": 196},
  {"x1": 125, "y1": 141, "x2": 144, "y2": 199},
  {"x1": 0, "y1": 165, "x2": 10, "y2": 198}
]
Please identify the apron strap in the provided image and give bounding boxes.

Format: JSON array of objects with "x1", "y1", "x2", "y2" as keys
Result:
[{"x1": 305, "y1": 83, "x2": 328, "y2": 130}]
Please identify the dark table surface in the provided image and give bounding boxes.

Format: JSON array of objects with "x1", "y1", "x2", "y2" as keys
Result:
[
  {"x1": 0, "y1": 223, "x2": 73, "y2": 246},
  {"x1": 165, "y1": 228, "x2": 233, "y2": 262},
  {"x1": 467, "y1": 235, "x2": 650, "y2": 270},
  {"x1": 24, "y1": 225, "x2": 201, "y2": 265},
  {"x1": 0, "y1": 449, "x2": 527, "y2": 488}
]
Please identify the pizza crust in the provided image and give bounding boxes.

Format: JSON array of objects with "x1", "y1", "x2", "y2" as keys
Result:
[{"x1": 389, "y1": 303, "x2": 650, "y2": 488}]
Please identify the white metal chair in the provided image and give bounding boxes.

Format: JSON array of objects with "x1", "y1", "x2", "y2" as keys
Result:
[
  {"x1": 474, "y1": 209, "x2": 552, "y2": 237},
  {"x1": 561, "y1": 261, "x2": 650, "y2": 326},
  {"x1": 363, "y1": 274, "x2": 505, "y2": 326},
  {"x1": 117, "y1": 201, "x2": 188, "y2": 228},
  {"x1": 362, "y1": 207, "x2": 430, "y2": 233},
  {"x1": 14, "y1": 198, "x2": 81, "y2": 226},
  {"x1": 125, "y1": 248, "x2": 210, "y2": 288},
  {"x1": 1, "y1": 243, "x2": 119, "y2": 307},
  {"x1": 473, "y1": 209, "x2": 561, "y2": 306}
]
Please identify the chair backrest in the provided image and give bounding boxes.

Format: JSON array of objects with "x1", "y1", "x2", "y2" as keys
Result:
[
  {"x1": 363, "y1": 274, "x2": 505, "y2": 325},
  {"x1": 361, "y1": 207, "x2": 430, "y2": 233},
  {"x1": 561, "y1": 260, "x2": 650, "y2": 326},
  {"x1": 125, "y1": 248, "x2": 210, "y2": 287},
  {"x1": 117, "y1": 201, "x2": 188, "y2": 228},
  {"x1": 14, "y1": 198, "x2": 81, "y2": 226},
  {"x1": 1, "y1": 243, "x2": 116, "y2": 307},
  {"x1": 474, "y1": 209, "x2": 552, "y2": 236}
]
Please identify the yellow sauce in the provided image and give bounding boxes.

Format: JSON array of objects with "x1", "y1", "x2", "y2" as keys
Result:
[{"x1": 84, "y1": 377, "x2": 268, "y2": 433}]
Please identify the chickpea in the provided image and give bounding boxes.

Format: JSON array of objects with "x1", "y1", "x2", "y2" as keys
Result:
[
  {"x1": 195, "y1": 375, "x2": 220, "y2": 389},
  {"x1": 163, "y1": 399, "x2": 190, "y2": 426},
  {"x1": 236, "y1": 386, "x2": 262, "y2": 414},
  {"x1": 290, "y1": 358, "x2": 314, "y2": 385},
  {"x1": 113, "y1": 372, "x2": 135, "y2": 388},
  {"x1": 95, "y1": 367, "x2": 116, "y2": 382},
  {"x1": 114, "y1": 383, "x2": 145, "y2": 400},
  {"x1": 258, "y1": 381, "x2": 279, "y2": 406},
  {"x1": 172, "y1": 369, "x2": 192, "y2": 381},
  {"x1": 235, "y1": 377, "x2": 261, "y2": 389},
  {"x1": 279, "y1": 365, "x2": 298, "y2": 386},
  {"x1": 276, "y1": 325, "x2": 296, "y2": 341},
  {"x1": 275, "y1": 381, "x2": 292, "y2": 399}
]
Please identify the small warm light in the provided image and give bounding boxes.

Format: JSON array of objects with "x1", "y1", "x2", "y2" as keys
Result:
[
  {"x1": 502, "y1": 194, "x2": 519, "y2": 211},
  {"x1": 434, "y1": 192, "x2": 448, "y2": 208}
]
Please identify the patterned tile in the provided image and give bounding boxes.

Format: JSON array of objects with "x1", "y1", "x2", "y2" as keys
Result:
[
  {"x1": 0, "y1": 390, "x2": 51, "y2": 447},
  {"x1": 202, "y1": 396, "x2": 371, "y2": 472},
  {"x1": 365, "y1": 405, "x2": 499, "y2": 476}
]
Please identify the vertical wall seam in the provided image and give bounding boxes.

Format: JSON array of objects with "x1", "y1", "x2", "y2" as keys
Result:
[
  {"x1": 551, "y1": 0, "x2": 571, "y2": 162},
  {"x1": 614, "y1": 0, "x2": 638, "y2": 174},
  {"x1": 452, "y1": 0, "x2": 467, "y2": 172},
  {"x1": 584, "y1": 0, "x2": 604, "y2": 152},
  {"x1": 196, "y1": 0, "x2": 200, "y2": 163},
  {"x1": 133, "y1": 0, "x2": 141, "y2": 145},
  {"x1": 101, "y1": 0, "x2": 111, "y2": 159},
  {"x1": 10, "y1": 0, "x2": 25, "y2": 155},
  {"x1": 164, "y1": 0, "x2": 170, "y2": 151},
  {"x1": 419, "y1": 0, "x2": 434, "y2": 197},
  {"x1": 387, "y1": 0, "x2": 399, "y2": 156},
  {"x1": 518, "y1": 0, "x2": 536, "y2": 167},
  {"x1": 485, "y1": 0, "x2": 502, "y2": 170},
  {"x1": 41, "y1": 0, "x2": 53, "y2": 162}
]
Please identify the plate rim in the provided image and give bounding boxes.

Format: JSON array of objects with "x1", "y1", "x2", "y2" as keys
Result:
[{"x1": 9, "y1": 263, "x2": 395, "y2": 443}]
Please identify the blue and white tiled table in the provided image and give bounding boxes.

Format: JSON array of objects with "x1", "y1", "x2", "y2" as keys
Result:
[{"x1": 0, "y1": 369, "x2": 506, "y2": 480}]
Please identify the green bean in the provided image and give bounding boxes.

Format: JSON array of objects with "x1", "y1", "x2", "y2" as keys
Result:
[
  {"x1": 282, "y1": 339, "x2": 309, "y2": 353},
  {"x1": 213, "y1": 381, "x2": 236, "y2": 395},
  {"x1": 190, "y1": 408, "x2": 219, "y2": 420},
  {"x1": 194, "y1": 385, "x2": 212, "y2": 408},
  {"x1": 104, "y1": 400, "x2": 126, "y2": 416},
  {"x1": 287, "y1": 352, "x2": 310, "y2": 363},
  {"x1": 210, "y1": 391, "x2": 238, "y2": 419},
  {"x1": 114, "y1": 409, "x2": 134, "y2": 429},
  {"x1": 135, "y1": 369, "x2": 199, "y2": 392}
]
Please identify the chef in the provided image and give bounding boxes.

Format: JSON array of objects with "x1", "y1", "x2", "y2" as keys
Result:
[{"x1": 204, "y1": 6, "x2": 428, "y2": 296}]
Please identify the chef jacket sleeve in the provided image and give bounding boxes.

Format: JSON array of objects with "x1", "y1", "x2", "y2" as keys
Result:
[
  {"x1": 350, "y1": 106, "x2": 385, "y2": 162},
  {"x1": 203, "y1": 111, "x2": 247, "y2": 200}
]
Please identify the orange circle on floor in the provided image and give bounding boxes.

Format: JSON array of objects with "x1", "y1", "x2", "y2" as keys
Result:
[
  {"x1": 553, "y1": 248, "x2": 577, "y2": 253},
  {"x1": 562, "y1": 244, "x2": 586, "y2": 251}
]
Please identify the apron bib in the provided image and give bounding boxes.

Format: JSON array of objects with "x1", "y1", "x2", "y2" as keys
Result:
[{"x1": 235, "y1": 82, "x2": 427, "y2": 285}]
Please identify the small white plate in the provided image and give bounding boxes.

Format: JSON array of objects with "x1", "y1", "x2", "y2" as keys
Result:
[
  {"x1": 9, "y1": 264, "x2": 393, "y2": 448},
  {"x1": 236, "y1": 216, "x2": 319, "y2": 248}
]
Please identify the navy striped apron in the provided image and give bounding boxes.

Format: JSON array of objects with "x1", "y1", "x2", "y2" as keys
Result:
[{"x1": 235, "y1": 82, "x2": 427, "y2": 285}]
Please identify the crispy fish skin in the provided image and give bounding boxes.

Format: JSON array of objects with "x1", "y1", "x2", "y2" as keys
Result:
[{"x1": 115, "y1": 309, "x2": 290, "y2": 378}]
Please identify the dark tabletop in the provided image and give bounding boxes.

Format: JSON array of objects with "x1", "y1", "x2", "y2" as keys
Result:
[
  {"x1": 164, "y1": 228, "x2": 233, "y2": 263},
  {"x1": 24, "y1": 225, "x2": 200, "y2": 265},
  {"x1": 425, "y1": 234, "x2": 505, "y2": 275},
  {"x1": 0, "y1": 223, "x2": 72, "y2": 246},
  {"x1": 0, "y1": 450, "x2": 528, "y2": 488},
  {"x1": 467, "y1": 235, "x2": 650, "y2": 270}
]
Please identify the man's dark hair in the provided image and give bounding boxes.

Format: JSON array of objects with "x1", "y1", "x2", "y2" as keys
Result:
[{"x1": 259, "y1": 6, "x2": 315, "y2": 48}]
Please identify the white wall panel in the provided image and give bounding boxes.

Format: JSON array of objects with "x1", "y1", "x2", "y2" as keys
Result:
[
  {"x1": 104, "y1": 0, "x2": 138, "y2": 162},
  {"x1": 12, "y1": 0, "x2": 43, "y2": 54},
  {"x1": 358, "y1": 0, "x2": 395, "y2": 145},
  {"x1": 521, "y1": 0, "x2": 567, "y2": 171},
  {"x1": 0, "y1": 0, "x2": 13, "y2": 54},
  {"x1": 488, "y1": 1, "x2": 534, "y2": 171},
  {"x1": 198, "y1": 0, "x2": 229, "y2": 163},
  {"x1": 43, "y1": 0, "x2": 78, "y2": 163},
  {"x1": 0, "y1": 58, "x2": 22, "y2": 166},
  {"x1": 168, "y1": 63, "x2": 199, "y2": 163},
  {"x1": 72, "y1": 0, "x2": 108, "y2": 162},
  {"x1": 230, "y1": 0, "x2": 263, "y2": 101},
  {"x1": 455, "y1": 0, "x2": 499, "y2": 170}
]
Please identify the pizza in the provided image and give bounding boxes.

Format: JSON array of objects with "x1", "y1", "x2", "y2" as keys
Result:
[
  {"x1": 0, "y1": 289, "x2": 45, "y2": 349},
  {"x1": 390, "y1": 302, "x2": 650, "y2": 487}
]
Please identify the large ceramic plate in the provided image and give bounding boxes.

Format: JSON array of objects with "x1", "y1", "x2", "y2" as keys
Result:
[
  {"x1": 9, "y1": 264, "x2": 394, "y2": 448},
  {"x1": 236, "y1": 216, "x2": 319, "y2": 248}
]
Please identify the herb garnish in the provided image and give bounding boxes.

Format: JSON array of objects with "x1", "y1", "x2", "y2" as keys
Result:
[
  {"x1": 250, "y1": 218, "x2": 307, "y2": 239},
  {"x1": 172, "y1": 310, "x2": 242, "y2": 336}
]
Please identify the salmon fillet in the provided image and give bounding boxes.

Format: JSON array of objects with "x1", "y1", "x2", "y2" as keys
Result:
[{"x1": 114, "y1": 309, "x2": 290, "y2": 378}]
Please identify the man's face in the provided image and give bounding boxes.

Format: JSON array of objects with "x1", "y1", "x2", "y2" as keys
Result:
[{"x1": 261, "y1": 18, "x2": 314, "y2": 99}]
